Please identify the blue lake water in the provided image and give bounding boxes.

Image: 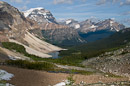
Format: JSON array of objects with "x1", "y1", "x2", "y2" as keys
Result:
[{"x1": 48, "y1": 51, "x2": 60, "y2": 59}]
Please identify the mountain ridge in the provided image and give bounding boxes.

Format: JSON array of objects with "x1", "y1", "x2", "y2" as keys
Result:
[{"x1": 0, "y1": 1, "x2": 63, "y2": 58}]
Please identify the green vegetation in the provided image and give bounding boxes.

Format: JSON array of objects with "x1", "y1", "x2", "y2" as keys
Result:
[
  {"x1": 2, "y1": 28, "x2": 130, "y2": 67},
  {"x1": 70, "y1": 69, "x2": 93, "y2": 75},
  {"x1": 2, "y1": 42, "x2": 84, "y2": 67},
  {"x1": 0, "y1": 80, "x2": 6, "y2": 84},
  {"x1": 59, "y1": 28, "x2": 130, "y2": 63},
  {"x1": 2, "y1": 42, "x2": 26, "y2": 54},
  {"x1": 104, "y1": 73, "x2": 122, "y2": 78},
  {"x1": 6, "y1": 60, "x2": 93, "y2": 75},
  {"x1": 6, "y1": 60, "x2": 55, "y2": 71},
  {"x1": 66, "y1": 74, "x2": 75, "y2": 86}
]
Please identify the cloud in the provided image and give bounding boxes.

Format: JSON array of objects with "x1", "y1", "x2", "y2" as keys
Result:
[
  {"x1": 53, "y1": 0, "x2": 87, "y2": 5},
  {"x1": 122, "y1": 11, "x2": 130, "y2": 15},
  {"x1": 10, "y1": 0, "x2": 23, "y2": 3},
  {"x1": 53, "y1": 0, "x2": 73, "y2": 4},
  {"x1": 10, "y1": 0, "x2": 30, "y2": 4},
  {"x1": 18, "y1": 6, "x2": 27, "y2": 11},
  {"x1": 96, "y1": 0, "x2": 130, "y2": 6},
  {"x1": 96, "y1": 0, "x2": 106, "y2": 5},
  {"x1": 10, "y1": 0, "x2": 30, "y2": 11},
  {"x1": 54, "y1": 12, "x2": 119, "y2": 17},
  {"x1": 121, "y1": 18, "x2": 130, "y2": 27},
  {"x1": 120, "y1": 0, "x2": 130, "y2": 6},
  {"x1": 66, "y1": 3, "x2": 91, "y2": 9},
  {"x1": 96, "y1": 0, "x2": 120, "y2": 5}
]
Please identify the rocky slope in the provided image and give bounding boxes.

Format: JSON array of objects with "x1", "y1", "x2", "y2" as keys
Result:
[
  {"x1": 24, "y1": 9, "x2": 85, "y2": 46},
  {"x1": 40, "y1": 23, "x2": 85, "y2": 46},
  {"x1": 83, "y1": 42, "x2": 130, "y2": 78},
  {"x1": 0, "y1": 1, "x2": 63, "y2": 58}
]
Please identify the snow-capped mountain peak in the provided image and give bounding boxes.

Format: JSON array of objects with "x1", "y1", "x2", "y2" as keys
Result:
[
  {"x1": 24, "y1": 7, "x2": 44, "y2": 17},
  {"x1": 24, "y1": 7, "x2": 57, "y2": 24}
]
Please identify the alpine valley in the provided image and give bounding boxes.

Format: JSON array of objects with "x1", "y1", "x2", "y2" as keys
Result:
[{"x1": 0, "y1": 1, "x2": 130, "y2": 86}]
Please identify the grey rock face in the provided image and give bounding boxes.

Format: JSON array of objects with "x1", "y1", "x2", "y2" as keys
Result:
[
  {"x1": 0, "y1": 1, "x2": 40, "y2": 43},
  {"x1": 0, "y1": 1, "x2": 25, "y2": 31},
  {"x1": 41, "y1": 23, "x2": 85, "y2": 45}
]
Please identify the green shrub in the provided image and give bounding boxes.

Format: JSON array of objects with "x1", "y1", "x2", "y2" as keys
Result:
[
  {"x1": 6, "y1": 60, "x2": 55, "y2": 71},
  {"x1": 2, "y1": 42, "x2": 26, "y2": 54}
]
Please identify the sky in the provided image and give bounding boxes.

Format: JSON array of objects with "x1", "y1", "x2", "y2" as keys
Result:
[{"x1": 2, "y1": 0, "x2": 130, "y2": 27}]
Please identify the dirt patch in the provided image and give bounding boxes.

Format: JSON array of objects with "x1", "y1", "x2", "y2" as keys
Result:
[
  {"x1": 0, "y1": 66, "x2": 128, "y2": 86},
  {"x1": 0, "y1": 49, "x2": 9, "y2": 62}
]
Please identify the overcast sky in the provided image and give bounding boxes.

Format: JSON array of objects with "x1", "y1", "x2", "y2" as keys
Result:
[{"x1": 3, "y1": 0, "x2": 130, "y2": 27}]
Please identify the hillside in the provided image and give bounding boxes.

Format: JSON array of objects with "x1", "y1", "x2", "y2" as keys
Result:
[
  {"x1": 58, "y1": 28, "x2": 130, "y2": 67},
  {"x1": 0, "y1": 1, "x2": 63, "y2": 58},
  {"x1": 60, "y1": 28, "x2": 130, "y2": 57},
  {"x1": 82, "y1": 42, "x2": 130, "y2": 78}
]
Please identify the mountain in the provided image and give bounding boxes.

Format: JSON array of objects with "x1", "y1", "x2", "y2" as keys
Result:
[
  {"x1": 82, "y1": 29, "x2": 130, "y2": 78},
  {"x1": 24, "y1": 7, "x2": 57, "y2": 24},
  {"x1": 24, "y1": 8, "x2": 125, "y2": 46},
  {"x1": 60, "y1": 28, "x2": 130, "y2": 57},
  {"x1": 24, "y1": 9, "x2": 85, "y2": 46},
  {"x1": 59, "y1": 18, "x2": 125, "y2": 43},
  {"x1": 78, "y1": 19, "x2": 125, "y2": 42},
  {"x1": 58, "y1": 19, "x2": 81, "y2": 29},
  {"x1": 40, "y1": 23, "x2": 85, "y2": 46},
  {"x1": 0, "y1": 1, "x2": 62, "y2": 58},
  {"x1": 79, "y1": 19, "x2": 125, "y2": 33}
]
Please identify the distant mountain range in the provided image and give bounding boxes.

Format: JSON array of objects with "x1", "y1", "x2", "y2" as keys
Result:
[{"x1": 24, "y1": 7, "x2": 125, "y2": 46}]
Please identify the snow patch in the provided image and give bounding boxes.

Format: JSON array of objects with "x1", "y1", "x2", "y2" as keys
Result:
[
  {"x1": 111, "y1": 27, "x2": 113, "y2": 30},
  {"x1": 0, "y1": 70, "x2": 14, "y2": 81},
  {"x1": 110, "y1": 20, "x2": 114, "y2": 27},
  {"x1": 90, "y1": 25, "x2": 98, "y2": 28},
  {"x1": 8, "y1": 55, "x2": 25, "y2": 60},
  {"x1": 75, "y1": 24, "x2": 80, "y2": 29},
  {"x1": 54, "y1": 80, "x2": 69, "y2": 86},
  {"x1": 116, "y1": 29, "x2": 119, "y2": 32},
  {"x1": 66, "y1": 20, "x2": 72, "y2": 24},
  {"x1": 24, "y1": 7, "x2": 44, "y2": 17},
  {"x1": 0, "y1": 83, "x2": 14, "y2": 86}
]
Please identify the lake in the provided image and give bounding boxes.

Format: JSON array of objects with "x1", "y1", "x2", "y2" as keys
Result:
[{"x1": 48, "y1": 51, "x2": 60, "y2": 58}]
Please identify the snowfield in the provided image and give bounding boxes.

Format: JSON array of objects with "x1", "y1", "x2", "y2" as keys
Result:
[
  {"x1": 54, "y1": 80, "x2": 69, "y2": 86},
  {"x1": 0, "y1": 83, "x2": 14, "y2": 86},
  {"x1": 0, "y1": 69, "x2": 14, "y2": 80}
]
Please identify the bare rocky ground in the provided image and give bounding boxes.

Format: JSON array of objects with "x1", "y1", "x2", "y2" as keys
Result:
[
  {"x1": 0, "y1": 66, "x2": 129, "y2": 86},
  {"x1": 0, "y1": 49, "x2": 9, "y2": 62},
  {"x1": 82, "y1": 43, "x2": 130, "y2": 83}
]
